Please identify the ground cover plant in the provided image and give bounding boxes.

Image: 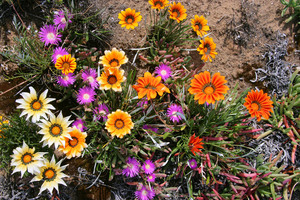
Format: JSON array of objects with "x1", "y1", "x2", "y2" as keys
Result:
[{"x1": 0, "y1": 0, "x2": 299, "y2": 199}]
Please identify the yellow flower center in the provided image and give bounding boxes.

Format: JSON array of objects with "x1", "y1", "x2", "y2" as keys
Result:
[
  {"x1": 32, "y1": 100, "x2": 42, "y2": 110},
  {"x1": 51, "y1": 125, "x2": 62, "y2": 136},
  {"x1": 172, "y1": 9, "x2": 180, "y2": 18},
  {"x1": 69, "y1": 137, "x2": 79, "y2": 147},
  {"x1": 44, "y1": 169, "x2": 55, "y2": 179},
  {"x1": 77, "y1": 124, "x2": 83, "y2": 129},
  {"x1": 47, "y1": 32, "x2": 55, "y2": 40},
  {"x1": 115, "y1": 119, "x2": 125, "y2": 129},
  {"x1": 109, "y1": 58, "x2": 120, "y2": 68},
  {"x1": 22, "y1": 154, "x2": 32, "y2": 164},
  {"x1": 61, "y1": 17, "x2": 66, "y2": 23},
  {"x1": 62, "y1": 62, "x2": 70, "y2": 70},
  {"x1": 145, "y1": 164, "x2": 150, "y2": 169},
  {"x1": 172, "y1": 111, "x2": 177, "y2": 116},
  {"x1": 142, "y1": 190, "x2": 148, "y2": 196},
  {"x1": 87, "y1": 76, "x2": 94, "y2": 83},
  {"x1": 125, "y1": 15, "x2": 135, "y2": 24},
  {"x1": 149, "y1": 175, "x2": 153, "y2": 179},
  {"x1": 63, "y1": 75, "x2": 70, "y2": 81},
  {"x1": 203, "y1": 84, "x2": 215, "y2": 95},
  {"x1": 251, "y1": 102, "x2": 261, "y2": 111},
  {"x1": 108, "y1": 75, "x2": 117, "y2": 85},
  {"x1": 83, "y1": 94, "x2": 90, "y2": 100},
  {"x1": 161, "y1": 70, "x2": 167, "y2": 76}
]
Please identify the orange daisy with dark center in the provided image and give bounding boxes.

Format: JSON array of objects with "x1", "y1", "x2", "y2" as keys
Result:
[
  {"x1": 132, "y1": 72, "x2": 170, "y2": 100},
  {"x1": 188, "y1": 71, "x2": 229, "y2": 104},
  {"x1": 244, "y1": 90, "x2": 273, "y2": 121},
  {"x1": 191, "y1": 15, "x2": 210, "y2": 37},
  {"x1": 197, "y1": 37, "x2": 218, "y2": 62},
  {"x1": 99, "y1": 48, "x2": 128, "y2": 71},
  {"x1": 169, "y1": 2, "x2": 187, "y2": 23},
  {"x1": 97, "y1": 68, "x2": 126, "y2": 92},
  {"x1": 148, "y1": 0, "x2": 169, "y2": 10},
  {"x1": 55, "y1": 54, "x2": 77, "y2": 75},
  {"x1": 118, "y1": 8, "x2": 142, "y2": 30}
]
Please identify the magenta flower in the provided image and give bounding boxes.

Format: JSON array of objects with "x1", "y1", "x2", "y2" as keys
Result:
[
  {"x1": 142, "y1": 125, "x2": 158, "y2": 133},
  {"x1": 77, "y1": 87, "x2": 96, "y2": 105},
  {"x1": 188, "y1": 159, "x2": 197, "y2": 170},
  {"x1": 137, "y1": 98, "x2": 148, "y2": 109},
  {"x1": 39, "y1": 24, "x2": 62, "y2": 46},
  {"x1": 72, "y1": 119, "x2": 86, "y2": 132},
  {"x1": 122, "y1": 157, "x2": 140, "y2": 178},
  {"x1": 52, "y1": 47, "x2": 68, "y2": 63},
  {"x1": 167, "y1": 104, "x2": 184, "y2": 123},
  {"x1": 154, "y1": 63, "x2": 172, "y2": 81},
  {"x1": 82, "y1": 68, "x2": 98, "y2": 89},
  {"x1": 53, "y1": 10, "x2": 72, "y2": 30},
  {"x1": 93, "y1": 103, "x2": 109, "y2": 121},
  {"x1": 57, "y1": 73, "x2": 76, "y2": 87},
  {"x1": 135, "y1": 185, "x2": 155, "y2": 200},
  {"x1": 147, "y1": 173, "x2": 156, "y2": 182},
  {"x1": 142, "y1": 160, "x2": 155, "y2": 174}
]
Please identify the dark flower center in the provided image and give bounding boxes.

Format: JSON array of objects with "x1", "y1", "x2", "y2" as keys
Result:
[
  {"x1": 69, "y1": 136, "x2": 79, "y2": 147},
  {"x1": 31, "y1": 99, "x2": 43, "y2": 111},
  {"x1": 172, "y1": 9, "x2": 181, "y2": 18},
  {"x1": 49, "y1": 124, "x2": 63, "y2": 136},
  {"x1": 251, "y1": 101, "x2": 261, "y2": 111},
  {"x1": 115, "y1": 119, "x2": 125, "y2": 129},
  {"x1": 195, "y1": 22, "x2": 202, "y2": 31},
  {"x1": 43, "y1": 168, "x2": 57, "y2": 181},
  {"x1": 108, "y1": 75, "x2": 117, "y2": 85},
  {"x1": 154, "y1": 0, "x2": 163, "y2": 7},
  {"x1": 125, "y1": 15, "x2": 135, "y2": 24},
  {"x1": 21, "y1": 153, "x2": 33, "y2": 165},
  {"x1": 109, "y1": 58, "x2": 120, "y2": 68},
  {"x1": 202, "y1": 83, "x2": 215, "y2": 95}
]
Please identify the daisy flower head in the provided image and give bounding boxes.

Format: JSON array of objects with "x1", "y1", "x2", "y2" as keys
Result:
[
  {"x1": 72, "y1": 119, "x2": 86, "y2": 132},
  {"x1": 77, "y1": 87, "x2": 96, "y2": 105},
  {"x1": 142, "y1": 159, "x2": 155, "y2": 174},
  {"x1": 188, "y1": 134, "x2": 204, "y2": 156},
  {"x1": 39, "y1": 24, "x2": 62, "y2": 46},
  {"x1": 132, "y1": 72, "x2": 170, "y2": 100},
  {"x1": 93, "y1": 103, "x2": 109, "y2": 121},
  {"x1": 11, "y1": 141, "x2": 46, "y2": 178},
  {"x1": 149, "y1": 0, "x2": 169, "y2": 10},
  {"x1": 97, "y1": 68, "x2": 126, "y2": 92},
  {"x1": 38, "y1": 111, "x2": 73, "y2": 149},
  {"x1": 147, "y1": 173, "x2": 156, "y2": 182},
  {"x1": 16, "y1": 87, "x2": 55, "y2": 123},
  {"x1": 122, "y1": 157, "x2": 140, "y2": 177},
  {"x1": 52, "y1": 47, "x2": 69, "y2": 63},
  {"x1": 118, "y1": 8, "x2": 142, "y2": 30},
  {"x1": 31, "y1": 155, "x2": 68, "y2": 195},
  {"x1": 244, "y1": 90, "x2": 273, "y2": 121},
  {"x1": 154, "y1": 63, "x2": 172, "y2": 82},
  {"x1": 188, "y1": 159, "x2": 197, "y2": 169},
  {"x1": 197, "y1": 37, "x2": 218, "y2": 62},
  {"x1": 191, "y1": 15, "x2": 210, "y2": 37},
  {"x1": 188, "y1": 71, "x2": 229, "y2": 104},
  {"x1": 105, "y1": 109, "x2": 134, "y2": 138},
  {"x1": 168, "y1": 2, "x2": 187, "y2": 23},
  {"x1": 167, "y1": 104, "x2": 184, "y2": 123},
  {"x1": 58, "y1": 127, "x2": 87, "y2": 159},
  {"x1": 135, "y1": 185, "x2": 155, "y2": 200},
  {"x1": 55, "y1": 54, "x2": 77, "y2": 75},
  {"x1": 99, "y1": 48, "x2": 128, "y2": 71},
  {"x1": 53, "y1": 10, "x2": 72, "y2": 30},
  {"x1": 57, "y1": 73, "x2": 76, "y2": 87},
  {"x1": 82, "y1": 68, "x2": 98, "y2": 89}
]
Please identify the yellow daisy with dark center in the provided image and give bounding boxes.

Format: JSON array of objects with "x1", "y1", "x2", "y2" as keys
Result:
[
  {"x1": 97, "y1": 68, "x2": 126, "y2": 92},
  {"x1": 191, "y1": 15, "x2": 210, "y2": 37},
  {"x1": 31, "y1": 156, "x2": 68, "y2": 195},
  {"x1": 149, "y1": 0, "x2": 169, "y2": 10},
  {"x1": 197, "y1": 37, "x2": 218, "y2": 62},
  {"x1": 99, "y1": 48, "x2": 128, "y2": 71},
  {"x1": 118, "y1": 8, "x2": 142, "y2": 30},
  {"x1": 10, "y1": 141, "x2": 46, "y2": 177},
  {"x1": 55, "y1": 54, "x2": 77, "y2": 75},
  {"x1": 38, "y1": 111, "x2": 73, "y2": 149},
  {"x1": 16, "y1": 87, "x2": 55, "y2": 123},
  {"x1": 105, "y1": 109, "x2": 134, "y2": 138},
  {"x1": 168, "y1": 2, "x2": 187, "y2": 23},
  {"x1": 58, "y1": 127, "x2": 87, "y2": 159}
]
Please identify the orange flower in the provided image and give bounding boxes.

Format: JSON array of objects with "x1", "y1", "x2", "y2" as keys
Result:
[
  {"x1": 99, "y1": 48, "x2": 128, "y2": 71},
  {"x1": 244, "y1": 90, "x2": 273, "y2": 121},
  {"x1": 197, "y1": 37, "x2": 217, "y2": 62},
  {"x1": 55, "y1": 54, "x2": 77, "y2": 75},
  {"x1": 132, "y1": 72, "x2": 170, "y2": 100},
  {"x1": 168, "y1": 2, "x2": 187, "y2": 23},
  {"x1": 149, "y1": 0, "x2": 169, "y2": 10},
  {"x1": 97, "y1": 68, "x2": 126, "y2": 92},
  {"x1": 191, "y1": 15, "x2": 210, "y2": 37},
  {"x1": 188, "y1": 71, "x2": 229, "y2": 104},
  {"x1": 188, "y1": 134, "x2": 204, "y2": 156},
  {"x1": 118, "y1": 8, "x2": 142, "y2": 30}
]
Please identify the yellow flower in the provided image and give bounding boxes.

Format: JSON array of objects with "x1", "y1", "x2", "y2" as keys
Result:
[
  {"x1": 10, "y1": 141, "x2": 46, "y2": 177},
  {"x1": 38, "y1": 111, "x2": 73, "y2": 149},
  {"x1": 55, "y1": 54, "x2": 77, "y2": 75},
  {"x1": 197, "y1": 37, "x2": 218, "y2": 62},
  {"x1": 168, "y1": 2, "x2": 187, "y2": 23},
  {"x1": 31, "y1": 156, "x2": 68, "y2": 195},
  {"x1": 105, "y1": 109, "x2": 134, "y2": 138},
  {"x1": 191, "y1": 15, "x2": 210, "y2": 37},
  {"x1": 16, "y1": 87, "x2": 55, "y2": 123},
  {"x1": 118, "y1": 8, "x2": 142, "y2": 30},
  {"x1": 58, "y1": 127, "x2": 87, "y2": 159},
  {"x1": 149, "y1": 0, "x2": 169, "y2": 10},
  {"x1": 97, "y1": 68, "x2": 126, "y2": 92},
  {"x1": 99, "y1": 48, "x2": 128, "y2": 71},
  {"x1": 0, "y1": 115, "x2": 9, "y2": 138}
]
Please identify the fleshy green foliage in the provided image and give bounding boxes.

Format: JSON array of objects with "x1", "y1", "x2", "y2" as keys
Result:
[{"x1": 280, "y1": 0, "x2": 300, "y2": 24}]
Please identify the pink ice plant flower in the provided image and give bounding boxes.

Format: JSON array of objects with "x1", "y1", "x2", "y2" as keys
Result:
[
  {"x1": 57, "y1": 73, "x2": 76, "y2": 87},
  {"x1": 53, "y1": 10, "x2": 72, "y2": 30},
  {"x1": 147, "y1": 173, "x2": 156, "y2": 182},
  {"x1": 82, "y1": 68, "x2": 98, "y2": 89},
  {"x1": 167, "y1": 104, "x2": 184, "y2": 123},
  {"x1": 142, "y1": 160, "x2": 155, "y2": 174},
  {"x1": 77, "y1": 87, "x2": 96, "y2": 105},
  {"x1": 142, "y1": 125, "x2": 158, "y2": 133},
  {"x1": 135, "y1": 185, "x2": 155, "y2": 200},
  {"x1": 188, "y1": 159, "x2": 197, "y2": 170},
  {"x1": 154, "y1": 63, "x2": 172, "y2": 82},
  {"x1": 93, "y1": 103, "x2": 109, "y2": 121},
  {"x1": 122, "y1": 157, "x2": 140, "y2": 178},
  {"x1": 72, "y1": 119, "x2": 86, "y2": 132},
  {"x1": 39, "y1": 24, "x2": 62, "y2": 46},
  {"x1": 52, "y1": 47, "x2": 68, "y2": 63}
]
